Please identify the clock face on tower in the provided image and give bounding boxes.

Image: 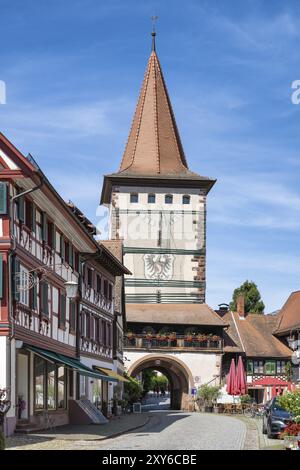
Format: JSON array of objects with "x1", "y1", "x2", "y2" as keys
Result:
[{"x1": 143, "y1": 254, "x2": 174, "y2": 280}]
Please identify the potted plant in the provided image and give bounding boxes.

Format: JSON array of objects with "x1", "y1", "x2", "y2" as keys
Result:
[
  {"x1": 211, "y1": 335, "x2": 220, "y2": 342},
  {"x1": 197, "y1": 334, "x2": 207, "y2": 343},
  {"x1": 197, "y1": 384, "x2": 221, "y2": 413},
  {"x1": 144, "y1": 330, "x2": 153, "y2": 340},
  {"x1": 169, "y1": 332, "x2": 177, "y2": 341},
  {"x1": 185, "y1": 331, "x2": 194, "y2": 342},
  {"x1": 126, "y1": 331, "x2": 134, "y2": 339}
]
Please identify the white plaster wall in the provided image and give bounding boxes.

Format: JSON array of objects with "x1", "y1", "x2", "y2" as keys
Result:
[
  {"x1": 111, "y1": 185, "x2": 206, "y2": 301},
  {"x1": 124, "y1": 350, "x2": 221, "y2": 391},
  {"x1": 0, "y1": 336, "x2": 7, "y2": 389}
]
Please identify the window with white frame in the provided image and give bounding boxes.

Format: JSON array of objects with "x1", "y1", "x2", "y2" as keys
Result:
[{"x1": 20, "y1": 265, "x2": 29, "y2": 306}]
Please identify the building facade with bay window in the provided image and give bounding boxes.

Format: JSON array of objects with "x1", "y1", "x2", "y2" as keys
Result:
[{"x1": 0, "y1": 132, "x2": 129, "y2": 435}]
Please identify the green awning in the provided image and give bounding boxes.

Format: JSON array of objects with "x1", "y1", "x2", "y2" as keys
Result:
[{"x1": 24, "y1": 345, "x2": 117, "y2": 382}]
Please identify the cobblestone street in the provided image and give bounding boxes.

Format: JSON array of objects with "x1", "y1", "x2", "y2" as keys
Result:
[
  {"x1": 96, "y1": 411, "x2": 247, "y2": 451},
  {"x1": 6, "y1": 411, "x2": 283, "y2": 451}
]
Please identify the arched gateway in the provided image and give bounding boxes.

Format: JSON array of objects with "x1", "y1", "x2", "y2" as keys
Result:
[{"x1": 128, "y1": 354, "x2": 194, "y2": 410}]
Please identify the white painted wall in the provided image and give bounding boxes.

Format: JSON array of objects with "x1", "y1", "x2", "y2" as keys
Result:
[
  {"x1": 0, "y1": 336, "x2": 7, "y2": 389},
  {"x1": 124, "y1": 350, "x2": 221, "y2": 391}
]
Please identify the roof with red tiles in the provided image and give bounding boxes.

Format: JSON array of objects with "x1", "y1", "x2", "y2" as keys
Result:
[
  {"x1": 222, "y1": 311, "x2": 292, "y2": 358},
  {"x1": 274, "y1": 290, "x2": 300, "y2": 335}
]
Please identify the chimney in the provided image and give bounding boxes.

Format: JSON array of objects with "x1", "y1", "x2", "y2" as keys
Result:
[{"x1": 237, "y1": 294, "x2": 246, "y2": 318}]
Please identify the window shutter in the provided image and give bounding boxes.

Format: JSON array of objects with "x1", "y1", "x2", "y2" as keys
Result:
[
  {"x1": 18, "y1": 195, "x2": 25, "y2": 223},
  {"x1": 60, "y1": 237, "x2": 65, "y2": 261},
  {"x1": 41, "y1": 212, "x2": 47, "y2": 243},
  {"x1": 0, "y1": 182, "x2": 7, "y2": 215},
  {"x1": 12, "y1": 257, "x2": 20, "y2": 301},
  {"x1": 60, "y1": 293, "x2": 66, "y2": 325},
  {"x1": 42, "y1": 282, "x2": 49, "y2": 316},
  {"x1": 80, "y1": 311, "x2": 85, "y2": 337},
  {"x1": 0, "y1": 255, "x2": 3, "y2": 298},
  {"x1": 78, "y1": 255, "x2": 82, "y2": 275},
  {"x1": 52, "y1": 226, "x2": 56, "y2": 251},
  {"x1": 69, "y1": 244, "x2": 73, "y2": 268},
  {"x1": 31, "y1": 204, "x2": 36, "y2": 232},
  {"x1": 30, "y1": 272, "x2": 38, "y2": 309},
  {"x1": 70, "y1": 301, "x2": 76, "y2": 331},
  {"x1": 90, "y1": 316, "x2": 94, "y2": 340}
]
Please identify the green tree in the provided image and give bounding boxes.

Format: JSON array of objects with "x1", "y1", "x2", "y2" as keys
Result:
[
  {"x1": 123, "y1": 374, "x2": 143, "y2": 405},
  {"x1": 229, "y1": 280, "x2": 265, "y2": 314},
  {"x1": 142, "y1": 369, "x2": 157, "y2": 395},
  {"x1": 277, "y1": 391, "x2": 300, "y2": 423},
  {"x1": 151, "y1": 375, "x2": 169, "y2": 393},
  {"x1": 197, "y1": 384, "x2": 221, "y2": 406}
]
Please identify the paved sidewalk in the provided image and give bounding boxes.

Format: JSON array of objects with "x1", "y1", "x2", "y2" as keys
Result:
[
  {"x1": 6, "y1": 413, "x2": 150, "y2": 450},
  {"x1": 232, "y1": 415, "x2": 284, "y2": 450}
]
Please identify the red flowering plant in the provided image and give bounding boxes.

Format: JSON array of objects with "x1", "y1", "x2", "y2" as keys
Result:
[
  {"x1": 197, "y1": 334, "x2": 207, "y2": 343},
  {"x1": 280, "y1": 423, "x2": 300, "y2": 439},
  {"x1": 145, "y1": 332, "x2": 153, "y2": 340}
]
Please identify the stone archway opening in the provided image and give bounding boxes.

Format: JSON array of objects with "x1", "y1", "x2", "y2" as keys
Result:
[{"x1": 128, "y1": 355, "x2": 193, "y2": 410}]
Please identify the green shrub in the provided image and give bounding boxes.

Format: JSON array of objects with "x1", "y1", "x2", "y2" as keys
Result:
[{"x1": 277, "y1": 391, "x2": 300, "y2": 423}]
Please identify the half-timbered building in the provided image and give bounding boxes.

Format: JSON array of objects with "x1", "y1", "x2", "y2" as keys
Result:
[{"x1": 0, "y1": 132, "x2": 129, "y2": 435}]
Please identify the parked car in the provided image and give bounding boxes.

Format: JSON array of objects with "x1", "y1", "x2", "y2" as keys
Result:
[{"x1": 262, "y1": 398, "x2": 292, "y2": 438}]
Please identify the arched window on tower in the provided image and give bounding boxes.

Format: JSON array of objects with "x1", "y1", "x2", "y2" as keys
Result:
[
  {"x1": 130, "y1": 193, "x2": 138, "y2": 203},
  {"x1": 182, "y1": 195, "x2": 190, "y2": 205},
  {"x1": 165, "y1": 194, "x2": 173, "y2": 204}
]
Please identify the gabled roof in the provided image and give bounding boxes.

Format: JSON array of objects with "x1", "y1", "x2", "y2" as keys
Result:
[
  {"x1": 274, "y1": 290, "x2": 300, "y2": 335},
  {"x1": 126, "y1": 303, "x2": 226, "y2": 327},
  {"x1": 223, "y1": 311, "x2": 292, "y2": 358}
]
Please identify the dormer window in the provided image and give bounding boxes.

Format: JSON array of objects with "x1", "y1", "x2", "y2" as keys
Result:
[
  {"x1": 183, "y1": 195, "x2": 190, "y2": 205},
  {"x1": 130, "y1": 193, "x2": 138, "y2": 203},
  {"x1": 148, "y1": 194, "x2": 155, "y2": 204},
  {"x1": 165, "y1": 194, "x2": 173, "y2": 204}
]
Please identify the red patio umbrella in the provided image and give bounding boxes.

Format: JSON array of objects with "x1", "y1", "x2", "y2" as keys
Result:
[
  {"x1": 272, "y1": 385, "x2": 277, "y2": 397},
  {"x1": 226, "y1": 358, "x2": 237, "y2": 395},
  {"x1": 235, "y1": 356, "x2": 247, "y2": 395}
]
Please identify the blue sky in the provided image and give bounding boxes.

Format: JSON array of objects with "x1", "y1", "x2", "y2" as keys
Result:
[{"x1": 1, "y1": 0, "x2": 300, "y2": 312}]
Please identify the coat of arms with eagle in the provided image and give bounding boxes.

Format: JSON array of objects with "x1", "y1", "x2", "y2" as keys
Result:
[{"x1": 143, "y1": 254, "x2": 174, "y2": 280}]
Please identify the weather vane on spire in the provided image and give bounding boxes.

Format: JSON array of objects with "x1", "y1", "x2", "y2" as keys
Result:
[{"x1": 150, "y1": 15, "x2": 158, "y2": 51}]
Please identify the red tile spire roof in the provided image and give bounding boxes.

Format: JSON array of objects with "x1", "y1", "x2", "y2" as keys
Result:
[{"x1": 118, "y1": 45, "x2": 193, "y2": 177}]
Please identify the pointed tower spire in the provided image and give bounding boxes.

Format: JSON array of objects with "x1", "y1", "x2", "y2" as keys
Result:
[{"x1": 118, "y1": 35, "x2": 191, "y2": 176}]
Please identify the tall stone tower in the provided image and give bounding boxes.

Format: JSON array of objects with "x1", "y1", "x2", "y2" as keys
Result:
[{"x1": 101, "y1": 35, "x2": 216, "y2": 306}]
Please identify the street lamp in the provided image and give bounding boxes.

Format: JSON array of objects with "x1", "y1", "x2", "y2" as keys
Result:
[{"x1": 64, "y1": 280, "x2": 78, "y2": 299}]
